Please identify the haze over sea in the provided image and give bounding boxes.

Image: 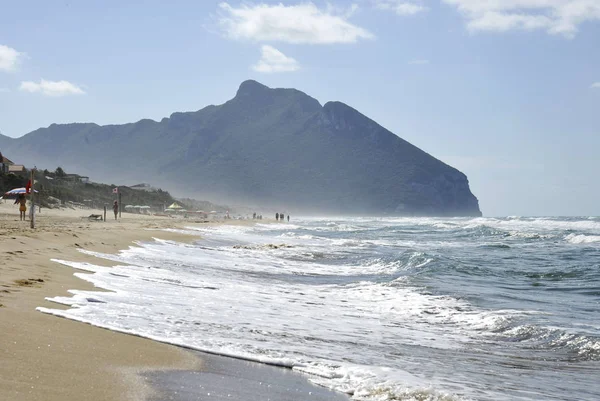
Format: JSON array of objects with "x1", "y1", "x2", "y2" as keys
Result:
[{"x1": 40, "y1": 216, "x2": 600, "y2": 401}]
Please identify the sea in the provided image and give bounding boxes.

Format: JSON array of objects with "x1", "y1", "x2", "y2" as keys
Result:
[{"x1": 39, "y1": 216, "x2": 600, "y2": 401}]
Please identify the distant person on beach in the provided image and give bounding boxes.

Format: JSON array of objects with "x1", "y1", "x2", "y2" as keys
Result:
[
  {"x1": 113, "y1": 200, "x2": 119, "y2": 220},
  {"x1": 15, "y1": 194, "x2": 26, "y2": 221},
  {"x1": 276, "y1": 213, "x2": 279, "y2": 221},
  {"x1": 287, "y1": 215, "x2": 290, "y2": 222}
]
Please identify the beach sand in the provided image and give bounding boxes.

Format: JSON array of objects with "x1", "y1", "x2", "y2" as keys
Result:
[
  {"x1": 0, "y1": 202, "x2": 349, "y2": 401},
  {"x1": 0, "y1": 202, "x2": 204, "y2": 401}
]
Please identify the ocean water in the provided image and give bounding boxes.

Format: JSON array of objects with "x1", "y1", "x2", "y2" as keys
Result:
[{"x1": 39, "y1": 217, "x2": 600, "y2": 401}]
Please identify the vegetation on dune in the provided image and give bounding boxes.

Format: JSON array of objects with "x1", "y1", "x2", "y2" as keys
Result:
[
  {"x1": 1, "y1": 167, "x2": 175, "y2": 210},
  {"x1": 0, "y1": 166, "x2": 231, "y2": 213},
  {"x1": 176, "y1": 197, "x2": 229, "y2": 213}
]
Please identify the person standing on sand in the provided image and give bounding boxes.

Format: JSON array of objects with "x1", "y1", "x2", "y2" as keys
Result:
[
  {"x1": 287, "y1": 215, "x2": 290, "y2": 222},
  {"x1": 113, "y1": 200, "x2": 119, "y2": 220},
  {"x1": 15, "y1": 193, "x2": 27, "y2": 221},
  {"x1": 276, "y1": 213, "x2": 279, "y2": 221}
]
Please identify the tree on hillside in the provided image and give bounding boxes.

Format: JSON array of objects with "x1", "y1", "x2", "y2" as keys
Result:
[{"x1": 55, "y1": 166, "x2": 66, "y2": 178}]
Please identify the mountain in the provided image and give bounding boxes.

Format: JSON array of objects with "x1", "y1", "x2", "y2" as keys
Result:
[{"x1": 0, "y1": 80, "x2": 481, "y2": 216}]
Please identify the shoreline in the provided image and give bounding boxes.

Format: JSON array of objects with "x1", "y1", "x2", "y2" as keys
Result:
[
  {"x1": 0, "y1": 203, "x2": 207, "y2": 401},
  {"x1": 0, "y1": 203, "x2": 348, "y2": 401},
  {"x1": 145, "y1": 352, "x2": 350, "y2": 401}
]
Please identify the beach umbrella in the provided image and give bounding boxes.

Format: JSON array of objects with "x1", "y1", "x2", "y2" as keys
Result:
[{"x1": 2, "y1": 187, "x2": 38, "y2": 198}]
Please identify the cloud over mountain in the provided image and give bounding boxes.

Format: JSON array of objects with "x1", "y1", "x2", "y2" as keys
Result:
[
  {"x1": 252, "y1": 45, "x2": 300, "y2": 73},
  {"x1": 218, "y1": 2, "x2": 374, "y2": 44},
  {"x1": 19, "y1": 79, "x2": 86, "y2": 97}
]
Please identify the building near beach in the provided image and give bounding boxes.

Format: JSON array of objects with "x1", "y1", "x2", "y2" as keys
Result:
[
  {"x1": 0, "y1": 152, "x2": 14, "y2": 174},
  {"x1": 8, "y1": 164, "x2": 26, "y2": 175}
]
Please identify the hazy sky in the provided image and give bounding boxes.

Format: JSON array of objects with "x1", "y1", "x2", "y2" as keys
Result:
[{"x1": 1, "y1": 0, "x2": 599, "y2": 216}]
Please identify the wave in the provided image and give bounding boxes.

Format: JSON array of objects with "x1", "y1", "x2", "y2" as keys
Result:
[
  {"x1": 350, "y1": 386, "x2": 466, "y2": 401},
  {"x1": 311, "y1": 222, "x2": 375, "y2": 233},
  {"x1": 565, "y1": 233, "x2": 600, "y2": 244},
  {"x1": 521, "y1": 268, "x2": 592, "y2": 281},
  {"x1": 41, "y1": 254, "x2": 474, "y2": 401},
  {"x1": 457, "y1": 224, "x2": 509, "y2": 238},
  {"x1": 479, "y1": 243, "x2": 511, "y2": 249},
  {"x1": 361, "y1": 252, "x2": 434, "y2": 274},
  {"x1": 501, "y1": 324, "x2": 600, "y2": 362},
  {"x1": 466, "y1": 217, "x2": 600, "y2": 234},
  {"x1": 36, "y1": 218, "x2": 600, "y2": 401}
]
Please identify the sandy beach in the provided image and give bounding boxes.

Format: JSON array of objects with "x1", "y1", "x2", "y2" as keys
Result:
[
  {"x1": 0, "y1": 202, "x2": 205, "y2": 401},
  {"x1": 0, "y1": 202, "x2": 348, "y2": 401}
]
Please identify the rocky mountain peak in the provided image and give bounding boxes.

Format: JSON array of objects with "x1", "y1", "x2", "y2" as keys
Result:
[{"x1": 236, "y1": 80, "x2": 269, "y2": 98}]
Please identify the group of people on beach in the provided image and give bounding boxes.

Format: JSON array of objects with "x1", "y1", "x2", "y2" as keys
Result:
[
  {"x1": 251, "y1": 212, "x2": 289, "y2": 222},
  {"x1": 15, "y1": 195, "x2": 120, "y2": 221},
  {"x1": 275, "y1": 213, "x2": 289, "y2": 222}
]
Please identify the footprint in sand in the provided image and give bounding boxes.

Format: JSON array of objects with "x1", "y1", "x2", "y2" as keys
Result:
[{"x1": 13, "y1": 278, "x2": 45, "y2": 287}]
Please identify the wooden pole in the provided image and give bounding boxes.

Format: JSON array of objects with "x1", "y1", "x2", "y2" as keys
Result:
[
  {"x1": 30, "y1": 168, "x2": 35, "y2": 229},
  {"x1": 118, "y1": 190, "x2": 122, "y2": 218},
  {"x1": 104, "y1": 205, "x2": 107, "y2": 222}
]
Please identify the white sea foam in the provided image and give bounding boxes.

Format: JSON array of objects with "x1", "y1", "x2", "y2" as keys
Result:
[
  {"x1": 159, "y1": 227, "x2": 206, "y2": 236},
  {"x1": 464, "y1": 217, "x2": 600, "y2": 234},
  {"x1": 36, "y1": 217, "x2": 600, "y2": 401},
  {"x1": 565, "y1": 233, "x2": 600, "y2": 244},
  {"x1": 38, "y1": 238, "x2": 504, "y2": 400}
]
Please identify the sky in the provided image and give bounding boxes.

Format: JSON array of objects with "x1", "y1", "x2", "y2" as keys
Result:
[{"x1": 0, "y1": 0, "x2": 599, "y2": 216}]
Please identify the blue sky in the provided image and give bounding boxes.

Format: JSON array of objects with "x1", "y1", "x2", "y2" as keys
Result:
[{"x1": 0, "y1": 0, "x2": 599, "y2": 216}]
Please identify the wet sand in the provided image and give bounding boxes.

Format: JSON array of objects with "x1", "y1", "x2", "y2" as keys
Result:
[{"x1": 145, "y1": 353, "x2": 350, "y2": 401}]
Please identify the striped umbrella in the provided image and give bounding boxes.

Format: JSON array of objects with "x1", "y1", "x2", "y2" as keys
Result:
[{"x1": 2, "y1": 187, "x2": 38, "y2": 198}]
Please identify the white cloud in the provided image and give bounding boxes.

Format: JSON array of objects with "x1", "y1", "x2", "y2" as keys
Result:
[
  {"x1": 442, "y1": 0, "x2": 600, "y2": 37},
  {"x1": 408, "y1": 59, "x2": 430, "y2": 64},
  {"x1": 375, "y1": 1, "x2": 427, "y2": 16},
  {"x1": 591, "y1": 82, "x2": 600, "y2": 89},
  {"x1": 0, "y1": 44, "x2": 23, "y2": 72},
  {"x1": 19, "y1": 79, "x2": 86, "y2": 97},
  {"x1": 252, "y1": 45, "x2": 300, "y2": 73},
  {"x1": 218, "y1": 2, "x2": 374, "y2": 44}
]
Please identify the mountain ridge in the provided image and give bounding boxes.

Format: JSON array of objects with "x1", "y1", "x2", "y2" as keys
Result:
[{"x1": 0, "y1": 80, "x2": 481, "y2": 216}]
